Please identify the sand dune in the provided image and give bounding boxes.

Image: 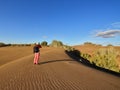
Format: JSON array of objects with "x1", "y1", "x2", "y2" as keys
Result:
[{"x1": 0, "y1": 47, "x2": 120, "y2": 90}]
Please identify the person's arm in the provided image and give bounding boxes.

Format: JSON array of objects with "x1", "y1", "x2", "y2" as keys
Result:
[{"x1": 38, "y1": 45, "x2": 42, "y2": 48}]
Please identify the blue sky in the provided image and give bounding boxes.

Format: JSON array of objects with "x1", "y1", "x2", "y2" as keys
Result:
[{"x1": 0, "y1": 0, "x2": 120, "y2": 45}]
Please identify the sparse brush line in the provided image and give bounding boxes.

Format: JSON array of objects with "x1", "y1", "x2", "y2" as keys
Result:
[{"x1": 79, "y1": 47, "x2": 120, "y2": 73}]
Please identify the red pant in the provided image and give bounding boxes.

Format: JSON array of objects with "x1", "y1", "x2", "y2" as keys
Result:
[{"x1": 34, "y1": 53, "x2": 40, "y2": 64}]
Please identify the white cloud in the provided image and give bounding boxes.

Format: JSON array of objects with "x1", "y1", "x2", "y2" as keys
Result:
[{"x1": 95, "y1": 30, "x2": 120, "y2": 38}]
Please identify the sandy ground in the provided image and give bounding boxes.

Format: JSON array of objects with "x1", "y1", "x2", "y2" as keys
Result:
[{"x1": 0, "y1": 46, "x2": 120, "y2": 90}]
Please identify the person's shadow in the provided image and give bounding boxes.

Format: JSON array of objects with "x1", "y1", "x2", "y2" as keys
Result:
[
  {"x1": 65, "y1": 49, "x2": 120, "y2": 77},
  {"x1": 38, "y1": 59, "x2": 73, "y2": 65}
]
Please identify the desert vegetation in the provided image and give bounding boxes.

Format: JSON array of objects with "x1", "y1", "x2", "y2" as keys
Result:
[
  {"x1": 0, "y1": 42, "x2": 32, "y2": 47},
  {"x1": 0, "y1": 42, "x2": 6, "y2": 47},
  {"x1": 50, "y1": 40, "x2": 63, "y2": 47},
  {"x1": 73, "y1": 42, "x2": 120, "y2": 73},
  {"x1": 0, "y1": 42, "x2": 11, "y2": 47},
  {"x1": 50, "y1": 40, "x2": 75, "y2": 51},
  {"x1": 11, "y1": 44, "x2": 31, "y2": 46},
  {"x1": 41, "y1": 41, "x2": 48, "y2": 46},
  {"x1": 83, "y1": 42, "x2": 102, "y2": 46},
  {"x1": 81, "y1": 47, "x2": 119, "y2": 72},
  {"x1": 91, "y1": 47, "x2": 120, "y2": 72}
]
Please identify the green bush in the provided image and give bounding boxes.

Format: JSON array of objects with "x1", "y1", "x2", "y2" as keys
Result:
[
  {"x1": 50, "y1": 40, "x2": 63, "y2": 47},
  {"x1": 80, "y1": 53, "x2": 91, "y2": 60},
  {"x1": 107, "y1": 44, "x2": 113, "y2": 46},
  {"x1": 63, "y1": 45, "x2": 75, "y2": 51},
  {"x1": 41, "y1": 41, "x2": 48, "y2": 46},
  {"x1": 0, "y1": 42, "x2": 5, "y2": 47},
  {"x1": 91, "y1": 47, "x2": 120, "y2": 72}
]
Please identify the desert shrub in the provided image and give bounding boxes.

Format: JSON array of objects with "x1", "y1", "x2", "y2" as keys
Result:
[
  {"x1": 0, "y1": 42, "x2": 11, "y2": 47},
  {"x1": 24, "y1": 44, "x2": 31, "y2": 46},
  {"x1": 84, "y1": 42, "x2": 93, "y2": 45},
  {"x1": 41, "y1": 41, "x2": 48, "y2": 46},
  {"x1": 83, "y1": 42, "x2": 102, "y2": 46},
  {"x1": 91, "y1": 47, "x2": 120, "y2": 72},
  {"x1": 63, "y1": 45, "x2": 74, "y2": 51},
  {"x1": 84, "y1": 42, "x2": 97, "y2": 46},
  {"x1": 0, "y1": 42, "x2": 5, "y2": 47},
  {"x1": 11, "y1": 44, "x2": 31, "y2": 47},
  {"x1": 107, "y1": 44, "x2": 113, "y2": 46},
  {"x1": 50, "y1": 40, "x2": 63, "y2": 47},
  {"x1": 6, "y1": 44, "x2": 11, "y2": 46},
  {"x1": 80, "y1": 53, "x2": 91, "y2": 60}
]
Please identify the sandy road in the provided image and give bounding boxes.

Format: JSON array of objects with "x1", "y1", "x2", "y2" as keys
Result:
[{"x1": 0, "y1": 47, "x2": 120, "y2": 90}]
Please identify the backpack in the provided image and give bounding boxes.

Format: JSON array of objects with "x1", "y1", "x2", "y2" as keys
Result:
[{"x1": 34, "y1": 46, "x2": 39, "y2": 53}]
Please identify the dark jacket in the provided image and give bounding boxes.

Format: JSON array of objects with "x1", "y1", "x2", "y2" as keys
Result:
[{"x1": 33, "y1": 45, "x2": 42, "y2": 53}]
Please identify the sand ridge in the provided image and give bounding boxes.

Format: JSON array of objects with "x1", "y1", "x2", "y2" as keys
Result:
[{"x1": 0, "y1": 47, "x2": 120, "y2": 90}]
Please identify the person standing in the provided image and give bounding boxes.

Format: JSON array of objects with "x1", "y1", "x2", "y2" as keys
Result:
[{"x1": 33, "y1": 43, "x2": 42, "y2": 64}]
